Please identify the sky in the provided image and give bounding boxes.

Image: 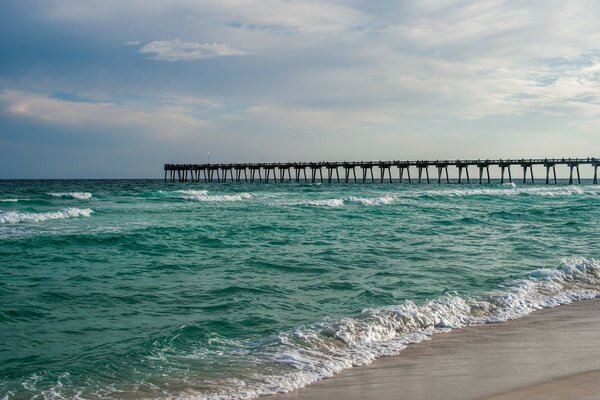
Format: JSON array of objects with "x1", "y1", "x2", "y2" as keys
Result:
[{"x1": 1, "y1": 0, "x2": 600, "y2": 178}]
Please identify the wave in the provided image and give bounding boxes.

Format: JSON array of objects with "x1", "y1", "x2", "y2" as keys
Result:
[
  {"x1": 0, "y1": 198, "x2": 19, "y2": 202},
  {"x1": 286, "y1": 199, "x2": 345, "y2": 207},
  {"x1": 191, "y1": 257, "x2": 600, "y2": 400},
  {"x1": 415, "y1": 185, "x2": 594, "y2": 198},
  {"x1": 182, "y1": 192, "x2": 252, "y2": 202},
  {"x1": 283, "y1": 195, "x2": 396, "y2": 208},
  {"x1": 345, "y1": 195, "x2": 395, "y2": 205},
  {"x1": 0, "y1": 208, "x2": 93, "y2": 224},
  {"x1": 47, "y1": 192, "x2": 93, "y2": 200},
  {"x1": 148, "y1": 190, "x2": 251, "y2": 202}
]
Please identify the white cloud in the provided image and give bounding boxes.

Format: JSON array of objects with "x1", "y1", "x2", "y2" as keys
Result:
[
  {"x1": 138, "y1": 39, "x2": 250, "y2": 61},
  {"x1": 0, "y1": 90, "x2": 208, "y2": 138},
  {"x1": 242, "y1": 104, "x2": 402, "y2": 131},
  {"x1": 10, "y1": 0, "x2": 600, "y2": 160}
]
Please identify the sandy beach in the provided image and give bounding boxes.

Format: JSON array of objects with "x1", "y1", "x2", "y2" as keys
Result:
[{"x1": 272, "y1": 299, "x2": 600, "y2": 400}]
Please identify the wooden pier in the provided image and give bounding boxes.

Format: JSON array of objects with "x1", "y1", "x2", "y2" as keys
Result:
[{"x1": 164, "y1": 158, "x2": 600, "y2": 184}]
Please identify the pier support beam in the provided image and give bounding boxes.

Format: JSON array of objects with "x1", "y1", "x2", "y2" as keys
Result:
[
  {"x1": 437, "y1": 166, "x2": 449, "y2": 184},
  {"x1": 344, "y1": 166, "x2": 357, "y2": 183},
  {"x1": 478, "y1": 165, "x2": 490, "y2": 184},
  {"x1": 568, "y1": 164, "x2": 581, "y2": 184},
  {"x1": 327, "y1": 167, "x2": 340, "y2": 183},
  {"x1": 397, "y1": 165, "x2": 411, "y2": 183},
  {"x1": 362, "y1": 167, "x2": 375, "y2": 183},
  {"x1": 457, "y1": 165, "x2": 466, "y2": 184},
  {"x1": 310, "y1": 167, "x2": 323, "y2": 183},
  {"x1": 380, "y1": 166, "x2": 392, "y2": 183},
  {"x1": 544, "y1": 164, "x2": 556, "y2": 184},
  {"x1": 418, "y1": 165, "x2": 430, "y2": 183},
  {"x1": 522, "y1": 164, "x2": 534, "y2": 183},
  {"x1": 295, "y1": 167, "x2": 307, "y2": 182}
]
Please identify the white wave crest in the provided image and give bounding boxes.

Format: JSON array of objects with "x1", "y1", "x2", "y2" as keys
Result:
[
  {"x1": 190, "y1": 257, "x2": 600, "y2": 400},
  {"x1": 281, "y1": 196, "x2": 396, "y2": 208},
  {"x1": 0, "y1": 208, "x2": 93, "y2": 224},
  {"x1": 182, "y1": 193, "x2": 252, "y2": 202},
  {"x1": 48, "y1": 192, "x2": 93, "y2": 200},
  {"x1": 175, "y1": 190, "x2": 209, "y2": 196},
  {"x1": 0, "y1": 199, "x2": 19, "y2": 202},
  {"x1": 417, "y1": 185, "x2": 595, "y2": 197},
  {"x1": 287, "y1": 199, "x2": 345, "y2": 207},
  {"x1": 344, "y1": 195, "x2": 395, "y2": 206}
]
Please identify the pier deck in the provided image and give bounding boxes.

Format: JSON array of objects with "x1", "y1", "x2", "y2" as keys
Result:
[{"x1": 164, "y1": 158, "x2": 599, "y2": 184}]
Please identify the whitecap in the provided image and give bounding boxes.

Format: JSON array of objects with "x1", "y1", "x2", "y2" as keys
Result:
[
  {"x1": 0, "y1": 199, "x2": 19, "y2": 202},
  {"x1": 415, "y1": 186, "x2": 595, "y2": 198},
  {"x1": 286, "y1": 199, "x2": 345, "y2": 207},
  {"x1": 344, "y1": 195, "x2": 395, "y2": 206},
  {"x1": 48, "y1": 192, "x2": 93, "y2": 200},
  {"x1": 182, "y1": 193, "x2": 252, "y2": 202},
  {"x1": 0, "y1": 208, "x2": 93, "y2": 224}
]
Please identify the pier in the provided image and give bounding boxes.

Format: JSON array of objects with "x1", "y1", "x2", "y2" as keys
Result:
[{"x1": 164, "y1": 158, "x2": 600, "y2": 184}]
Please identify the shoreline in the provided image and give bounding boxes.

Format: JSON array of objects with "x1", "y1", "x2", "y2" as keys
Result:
[{"x1": 271, "y1": 298, "x2": 600, "y2": 400}]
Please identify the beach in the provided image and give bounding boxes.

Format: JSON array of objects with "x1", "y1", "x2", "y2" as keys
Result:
[{"x1": 273, "y1": 298, "x2": 600, "y2": 400}]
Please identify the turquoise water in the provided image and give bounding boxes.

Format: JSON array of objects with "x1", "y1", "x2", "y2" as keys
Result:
[{"x1": 1, "y1": 180, "x2": 600, "y2": 399}]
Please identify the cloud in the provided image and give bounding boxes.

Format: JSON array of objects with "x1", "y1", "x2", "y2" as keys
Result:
[
  {"x1": 0, "y1": 90, "x2": 208, "y2": 138},
  {"x1": 138, "y1": 39, "x2": 250, "y2": 61},
  {"x1": 242, "y1": 104, "x2": 402, "y2": 131}
]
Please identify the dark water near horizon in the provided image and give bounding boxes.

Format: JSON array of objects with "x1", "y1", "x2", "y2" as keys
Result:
[{"x1": 1, "y1": 180, "x2": 600, "y2": 399}]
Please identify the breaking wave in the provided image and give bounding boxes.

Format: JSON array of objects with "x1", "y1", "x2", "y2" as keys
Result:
[
  {"x1": 190, "y1": 257, "x2": 600, "y2": 400},
  {"x1": 282, "y1": 195, "x2": 396, "y2": 208},
  {"x1": 149, "y1": 190, "x2": 252, "y2": 202},
  {"x1": 344, "y1": 195, "x2": 395, "y2": 205},
  {"x1": 416, "y1": 185, "x2": 595, "y2": 197},
  {"x1": 181, "y1": 192, "x2": 252, "y2": 202},
  {"x1": 0, "y1": 208, "x2": 93, "y2": 224},
  {"x1": 47, "y1": 192, "x2": 93, "y2": 200}
]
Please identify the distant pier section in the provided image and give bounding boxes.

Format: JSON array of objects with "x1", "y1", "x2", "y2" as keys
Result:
[{"x1": 164, "y1": 158, "x2": 599, "y2": 184}]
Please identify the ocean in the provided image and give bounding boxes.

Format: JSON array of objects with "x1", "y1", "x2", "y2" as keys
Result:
[{"x1": 1, "y1": 179, "x2": 599, "y2": 399}]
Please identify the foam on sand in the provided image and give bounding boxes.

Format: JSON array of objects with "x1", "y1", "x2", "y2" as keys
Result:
[{"x1": 0, "y1": 208, "x2": 93, "y2": 224}]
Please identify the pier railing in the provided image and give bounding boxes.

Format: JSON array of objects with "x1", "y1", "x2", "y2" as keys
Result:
[{"x1": 164, "y1": 158, "x2": 599, "y2": 184}]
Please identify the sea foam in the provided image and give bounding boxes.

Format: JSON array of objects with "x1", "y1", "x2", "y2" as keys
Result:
[
  {"x1": 48, "y1": 192, "x2": 93, "y2": 200},
  {"x1": 414, "y1": 185, "x2": 594, "y2": 198},
  {"x1": 154, "y1": 190, "x2": 252, "y2": 202},
  {"x1": 0, "y1": 208, "x2": 93, "y2": 224},
  {"x1": 282, "y1": 195, "x2": 396, "y2": 208},
  {"x1": 182, "y1": 192, "x2": 252, "y2": 202},
  {"x1": 188, "y1": 257, "x2": 600, "y2": 400},
  {"x1": 344, "y1": 195, "x2": 395, "y2": 205}
]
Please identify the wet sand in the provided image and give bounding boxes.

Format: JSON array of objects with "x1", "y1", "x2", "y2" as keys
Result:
[{"x1": 271, "y1": 299, "x2": 600, "y2": 400}]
